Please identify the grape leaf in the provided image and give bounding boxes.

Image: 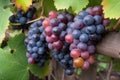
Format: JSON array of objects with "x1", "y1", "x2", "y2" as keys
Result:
[
  {"x1": 102, "y1": 0, "x2": 120, "y2": 19},
  {"x1": 29, "y1": 60, "x2": 50, "y2": 78},
  {"x1": 0, "y1": 34, "x2": 50, "y2": 80},
  {"x1": 0, "y1": 34, "x2": 29, "y2": 80},
  {"x1": 87, "y1": 0, "x2": 102, "y2": 7},
  {"x1": 15, "y1": 0, "x2": 32, "y2": 12},
  {"x1": 54, "y1": 0, "x2": 89, "y2": 13},
  {"x1": 0, "y1": 0, "x2": 12, "y2": 45}
]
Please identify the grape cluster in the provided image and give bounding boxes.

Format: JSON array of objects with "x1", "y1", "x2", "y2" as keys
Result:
[
  {"x1": 9, "y1": 7, "x2": 36, "y2": 30},
  {"x1": 25, "y1": 20, "x2": 50, "y2": 67},
  {"x1": 42, "y1": 11, "x2": 75, "y2": 75},
  {"x1": 65, "y1": 6, "x2": 110, "y2": 70}
]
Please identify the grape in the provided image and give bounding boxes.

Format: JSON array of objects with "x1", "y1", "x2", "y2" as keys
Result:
[
  {"x1": 42, "y1": 19, "x2": 50, "y2": 28},
  {"x1": 73, "y1": 20, "x2": 84, "y2": 29},
  {"x1": 87, "y1": 45, "x2": 95, "y2": 54},
  {"x1": 57, "y1": 14, "x2": 68, "y2": 23},
  {"x1": 65, "y1": 69, "x2": 74, "y2": 75},
  {"x1": 27, "y1": 11, "x2": 34, "y2": 18},
  {"x1": 87, "y1": 56, "x2": 95, "y2": 64},
  {"x1": 51, "y1": 34, "x2": 59, "y2": 42},
  {"x1": 9, "y1": 15, "x2": 15, "y2": 23},
  {"x1": 65, "y1": 34, "x2": 73, "y2": 43},
  {"x1": 49, "y1": 11, "x2": 58, "y2": 18},
  {"x1": 44, "y1": 26, "x2": 52, "y2": 36},
  {"x1": 9, "y1": 6, "x2": 36, "y2": 29},
  {"x1": 50, "y1": 18, "x2": 59, "y2": 27},
  {"x1": 94, "y1": 15, "x2": 102, "y2": 25},
  {"x1": 73, "y1": 57, "x2": 84, "y2": 68},
  {"x1": 73, "y1": 39, "x2": 80, "y2": 45},
  {"x1": 93, "y1": 6, "x2": 103, "y2": 15},
  {"x1": 78, "y1": 11, "x2": 89, "y2": 19},
  {"x1": 52, "y1": 27, "x2": 61, "y2": 36},
  {"x1": 70, "y1": 49, "x2": 81, "y2": 59},
  {"x1": 69, "y1": 43, "x2": 77, "y2": 50},
  {"x1": 81, "y1": 51, "x2": 90, "y2": 59},
  {"x1": 85, "y1": 7, "x2": 94, "y2": 16},
  {"x1": 84, "y1": 25, "x2": 96, "y2": 34},
  {"x1": 77, "y1": 42, "x2": 88, "y2": 51},
  {"x1": 82, "y1": 61, "x2": 90, "y2": 70},
  {"x1": 96, "y1": 24, "x2": 105, "y2": 34},
  {"x1": 83, "y1": 15, "x2": 94, "y2": 26},
  {"x1": 59, "y1": 23, "x2": 66, "y2": 30},
  {"x1": 79, "y1": 33, "x2": 89, "y2": 42},
  {"x1": 41, "y1": 8, "x2": 110, "y2": 75},
  {"x1": 28, "y1": 57, "x2": 35, "y2": 64},
  {"x1": 53, "y1": 40, "x2": 63, "y2": 50},
  {"x1": 31, "y1": 53, "x2": 38, "y2": 58},
  {"x1": 25, "y1": 20, "x2": 50, "y2": 67},
  {"x1": 19, "y1": 17, "x2": 27, "y2": 24},
  {"x1": 72, "y1": 30, "x2": 81, "y2": 39},
  {"x1": 103, "y1": 19, "x2": 110, "y2": 26},
  {"x1": 59, "y1": 31, "x2": 67, "y2": 40}
]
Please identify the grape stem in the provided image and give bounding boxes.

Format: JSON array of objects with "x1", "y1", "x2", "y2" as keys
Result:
[
  {"x1": 113, "y1": 18, "x2": 120, "y2": 31},
  {"x1": 9, "y1": 16, "x2": 46, "y2": 26},
  {"x1": 106, "y1": 60, "x2": 113, "y2": 80}
]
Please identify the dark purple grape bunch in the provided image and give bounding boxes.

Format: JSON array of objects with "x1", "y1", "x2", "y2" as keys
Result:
[
  {"x1": 65, "y1": 6, "x2": 110, "y2": 70},
  {"x1": 25, "y1": 20, "x2": 50, "y2": 67},
  {"x1": 9, "y1": 6, "x2": 37, "y2": 30},
  {"x1": 42, "y1": 11, "x2": 75, "y2": 75}
]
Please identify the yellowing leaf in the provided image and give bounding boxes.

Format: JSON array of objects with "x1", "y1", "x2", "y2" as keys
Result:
[
  {"x1": 102, "y1": 0, "x2": 120, "y2": 19},
  {"x1": 15, "y1": 0, "x2": 32, "y2": 12}
]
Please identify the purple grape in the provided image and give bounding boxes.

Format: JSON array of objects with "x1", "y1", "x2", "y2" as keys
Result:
[
  {"x1": 72, "y1": 30, "x2": 81, "y2": 39},
  {"x1": 83, "y1": 15, "x2": 94, "y2": 26},
  {"x1": 94, "y1": 15, "x2": 102, "y2": 25},
  {"x1": 84, "y1": 25, "x2": 96, "y2": 34},
  {"x1": 79, "y1": 33, "x2": 89, "y2": 42},
  {"x1": 77, "y1": 42, "x2": 88, "y2": 51},
  {"x1": 87, "y1": 45, "x2": 96, "y2": 54},
  {"x1": 96, "y1": 24, "x2": 105, "y2": 34},
  {"x1": 78, "y1": 11, "x2": 89, "y2": 19}
]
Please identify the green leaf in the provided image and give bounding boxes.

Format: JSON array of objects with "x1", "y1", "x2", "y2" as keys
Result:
[
  {"x1": 0, "y1": 34, "x2": 50, "y2": 80},
  {"x1": 0, "y1": 0, "x2": 12, "y2": 45},
  {"x1": 54, "y1": 0, "x2": 89, "y2": 13},
  {"x1": 29, "y1": 60, "x2": 50, "y2": 78},
  {"x1": 0, "y1": 34, "x2": 29, "y2": 80},
  {"x1": 97, "y1": 62, "x2": 108, "y2": 72},
  {"x1": 113, "y1": 59, "x2": 120, "y2": 72},
  {"x1": 106, "y1": 19, "x2": 117, "y2": 30},
  {"x1": 15, "y1": 0, "x2": 32, "y2": 12},
  {"x1": 102, "y1": 0, "x2": 120, "y2": 19},
  {"x1": 44, "y1": 0, "x2": 57, "y2": 16}
]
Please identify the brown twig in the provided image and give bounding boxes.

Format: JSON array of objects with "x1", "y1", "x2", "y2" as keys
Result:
[
  {"x1": 106, "y1": 60, "x2": 113, "y2": 80},
  {"x1": 40, "y1": 0, "x2": 44, "y2": 16},
  {"x1": 62, "y1": 70, "x2": 65, "y2": 80},
  {"x1": 51, "y1": 73, "x2": 57, "y2": 80}
]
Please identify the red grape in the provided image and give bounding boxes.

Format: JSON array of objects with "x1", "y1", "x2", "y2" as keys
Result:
[{"x1": 70, "y1": 49, "x2": 81, "y2": 59}]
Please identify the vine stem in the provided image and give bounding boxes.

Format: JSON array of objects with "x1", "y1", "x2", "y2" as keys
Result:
[
  {"x1": 9, "y1": 16, "x2": 45, "y2": 26},
  {"x1": 40, "y1": 0, "x2": 44, "y2": 16},
  {"x1": 113, "y1": 18, "x2": 120, "y2": 31}
]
